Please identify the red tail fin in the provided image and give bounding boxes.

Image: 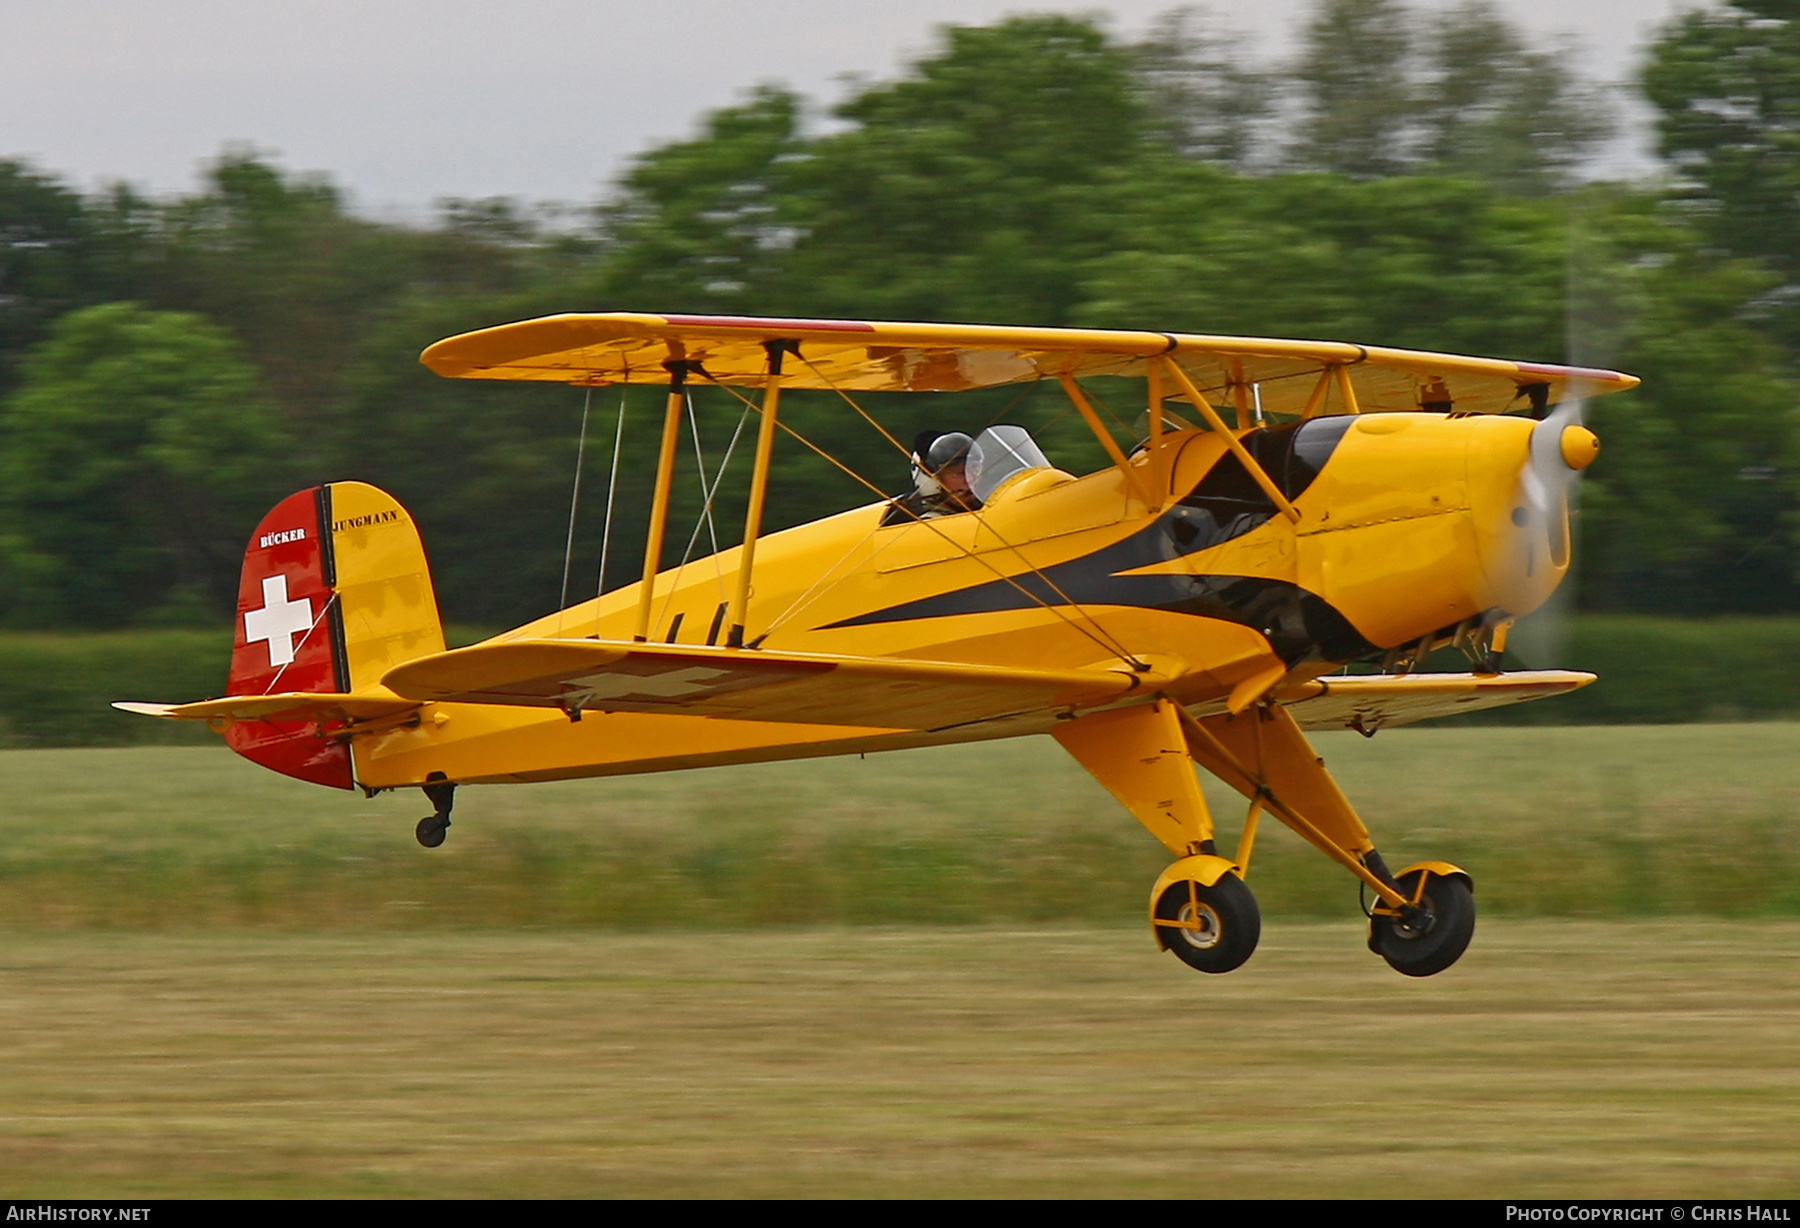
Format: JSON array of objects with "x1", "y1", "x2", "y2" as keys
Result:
[{"x1": 225, "y1": 487, "x2": 354, "y2": 789}]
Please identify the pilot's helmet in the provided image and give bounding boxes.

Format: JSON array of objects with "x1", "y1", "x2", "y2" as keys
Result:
[
  {"x1": 910, "y1": 430, "x2": 973, "y2": 495},
  {"x1": 922, "y1": 432, "x2": 973, "y2": 473}
]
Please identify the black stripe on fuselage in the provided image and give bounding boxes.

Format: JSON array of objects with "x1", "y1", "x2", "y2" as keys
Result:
[
  {"x1": 820, "y1": 418, "x2": 1376, "y2": 665},
  {"x1": 820, "y1": 507, "x2": 1373, "y2": 665}
]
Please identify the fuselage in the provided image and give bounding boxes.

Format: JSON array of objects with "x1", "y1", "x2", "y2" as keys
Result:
[{"x1": 349, "y1": 411, "x2": 1560, "y2": 788}]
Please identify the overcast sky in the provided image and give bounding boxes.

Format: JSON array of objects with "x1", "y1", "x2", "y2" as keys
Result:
[{"x1": 2, "y1": 0, "x2": 1700, "y2": 216}]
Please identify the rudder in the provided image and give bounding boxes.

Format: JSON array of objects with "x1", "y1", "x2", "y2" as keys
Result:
[{"x1": 323, "y1": 481, "x2": 446, "y2": 690}]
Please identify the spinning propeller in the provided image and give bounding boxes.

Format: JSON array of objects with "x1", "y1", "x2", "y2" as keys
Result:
[
  {"x1": 1497, "y1": 390, "x2": 1601, "y2": 671},
  {"x1": 1507, "y1": 204, "x2": 1615, "y2": 669},
  {"x1": 1516, "y1": 391, "x2": 1600, "y2": 578}
]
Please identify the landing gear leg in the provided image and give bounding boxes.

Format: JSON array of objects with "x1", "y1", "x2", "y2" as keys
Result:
[
  {"x1": 416, "y1": 778, "x2": 455, "y2": 848},
  {"x1": 1053, "y1": 699, "x2": 1261, "y2": 973},
  {"x1": 1176, "y1": 703, "x2": 1476, "y2": 976}
]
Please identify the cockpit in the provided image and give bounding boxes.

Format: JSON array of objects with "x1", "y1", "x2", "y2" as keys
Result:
[{"x1": 882, "y1": 424, "x2": 1058, "y2": 526}]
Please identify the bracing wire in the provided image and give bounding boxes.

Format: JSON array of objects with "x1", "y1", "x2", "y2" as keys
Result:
[
  {"x1": 260, "y1": 593, "x2": 338, "y2": 695},
  {"x1": 979, "y1": 376, "x2": 1051, "y2": 434},
  {"x1": 701, "y1": 375, "x2": 1144, "y2": 668},
  {"x1": 559, "y1": 384, "x2": 594, "y2": 615},
  {"x1": 595, "y1": 382, "x2": 628, "y2": 599},
  {"x1": 677, "y1": 395, "x2": 753, "y2": 574},
  {"x1": 759, "y1": 516, "x2": 907, "y2": 641},
  {"x1": 794, "y1": 352, "x2": 921, "y2": 464},
  {"x1": 1074, "y1": 376, "x2": 1140, "y2": 441},
  {"x1": 649, "y1": 390, "x2": 755, "y2": 635},
  {"x1": 683, "y1": 386, "x2": 723, "y2": 562},
  {"x1": 791, "y1": 359, "x2": 1144, "y2": 665}
]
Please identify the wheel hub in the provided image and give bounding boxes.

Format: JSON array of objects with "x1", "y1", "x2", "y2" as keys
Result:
[
  {"x1": 1174, "y1": 901, "x2": 1223, "y2": 950},
  {"x1": 1390, "y1": 900, "x2": 1437, "y2": 940}
]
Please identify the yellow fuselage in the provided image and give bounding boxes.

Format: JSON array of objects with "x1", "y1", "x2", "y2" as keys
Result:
[{"x1": 350, "y1": 412, "x2": 1557, "y2": 788}]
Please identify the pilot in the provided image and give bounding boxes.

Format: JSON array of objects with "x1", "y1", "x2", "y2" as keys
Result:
[{"x1": 883, "y1": 431, "x2": 981, "y2": 524}]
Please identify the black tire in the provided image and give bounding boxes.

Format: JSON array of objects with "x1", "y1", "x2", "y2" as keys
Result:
[
  {"x1": 415, "y1": 815, "x2": 449, "y2": 849},
  {"x1": 1154, "y1": 874, "x2": 1261, "y2": 974},
  {"x1": 1370, "y1": 869, "x2": 1475, "y2": 977}
]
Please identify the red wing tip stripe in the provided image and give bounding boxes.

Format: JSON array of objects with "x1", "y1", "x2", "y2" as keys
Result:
[
  {"x1": 657, "y1": 314, "x2": 877, "y2": 333},
  {"x1": 1515, "y1": 361, "x2": 1631, "y2": 382}
]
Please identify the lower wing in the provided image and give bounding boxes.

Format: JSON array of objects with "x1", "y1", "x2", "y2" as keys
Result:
[
  {"x1": 379, "y1": 638, "x2": 1159, "y2": 731},
  {"x1": 1266, "y1": 670, "x2": 1594, "y2": 734}
]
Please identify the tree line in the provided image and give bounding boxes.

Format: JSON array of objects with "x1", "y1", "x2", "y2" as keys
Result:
[{"x1": 1, "y1": 0, "x2": 1795, "y2": 629}]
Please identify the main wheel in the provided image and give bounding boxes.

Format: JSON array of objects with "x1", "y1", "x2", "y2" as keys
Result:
[
  {"x1": 1370, "y1": 869, "x2": 1474, "y2": 977},
  {"x1": 415, "y1": 814, "x2": 450, "y2": 849},
  {"x1": 1154, "y1": 874, "x2": 1261, "y2": 974}
]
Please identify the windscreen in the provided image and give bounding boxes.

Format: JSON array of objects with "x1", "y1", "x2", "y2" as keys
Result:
[{"x1": 967, "y1": 425, "x2": 1052, "y2": 503}]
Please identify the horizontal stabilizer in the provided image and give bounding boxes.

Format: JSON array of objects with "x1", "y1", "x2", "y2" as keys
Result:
[
  {"x1": 382, "y1": 638, "x2": 1155, "y2": 731},
  {"x1": 1269, "y1": 670, "x2": 1595, "y2": 734},
  {"x1": 113, "y1": 692, "x2": 419, "y2": 724}
]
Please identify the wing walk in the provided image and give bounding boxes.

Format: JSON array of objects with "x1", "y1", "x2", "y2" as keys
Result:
[
  {"x1": 420, "y1": 312, "x2": 1638, "y2": 416},
  {"x1": 380, "y1": 638, "x2": 1159, "y2": 730}
]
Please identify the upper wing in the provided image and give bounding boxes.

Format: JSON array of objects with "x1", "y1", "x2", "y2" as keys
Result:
[
  {"x1": 381, "y1": 638, "x2": 1157, "y2": 731},
  {"x1": 419, "y1": 311, "x2": 1638, "y2": 416},
  {"x1": 1267, "y1": 670, "x2": 1595, "y2": 733}
]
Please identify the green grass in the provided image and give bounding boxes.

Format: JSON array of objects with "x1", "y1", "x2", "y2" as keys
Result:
[
  {"x1": 2, "y1": 726, "x2": 1796, "y2": 1196},
  {"x1": 0, "y1": 923, "x2": 1795, "y2": 1197},
  {"x1": 2, "y1": 722, "x2": 1799, "y2": 927}
]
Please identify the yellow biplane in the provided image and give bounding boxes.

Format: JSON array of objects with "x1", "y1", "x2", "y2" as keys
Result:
[{"x1": 120, "y1": 312, "x2": 1632, "y2": 977}]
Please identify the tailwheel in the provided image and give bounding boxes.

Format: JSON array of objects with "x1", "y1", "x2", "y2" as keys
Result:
[
  {"x1": 415, "y1": 778, "x2": 455, "y2": 849},
  {"x1": 1153, "y1": 874, "x2": 1261, "y2": 974},
  {"x1": 1369, "y1": 869, "x2": 1475, "y2": 977}
]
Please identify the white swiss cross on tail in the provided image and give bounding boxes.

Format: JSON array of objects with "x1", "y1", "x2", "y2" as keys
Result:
[{"x1": 243, "y1": 573, "x2": 315, "y2": 669}]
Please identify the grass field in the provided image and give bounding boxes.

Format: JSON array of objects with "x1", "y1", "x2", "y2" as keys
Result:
[
  {"x1": 1, "y1": 726, "x2": 1797, "y2": 1196},
  {"x1": 2, "y1": 722, "x2": 1798, "y2": 926},
  {"x1": 1, "y1": 923, "x2": 1796, "y2": 1198}
]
